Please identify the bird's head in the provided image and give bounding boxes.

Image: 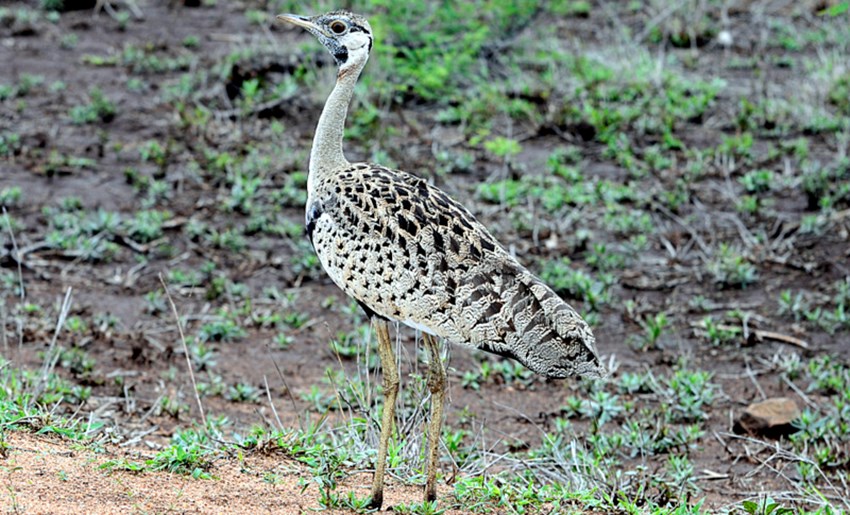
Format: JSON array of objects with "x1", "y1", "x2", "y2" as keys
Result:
[{"x1": 277, "y1": 11, "x2": 373, "y2": 72}]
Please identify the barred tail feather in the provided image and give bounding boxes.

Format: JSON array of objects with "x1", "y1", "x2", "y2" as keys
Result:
[{"x1": 460, "y1": 262, "x2": 604, "y2": 379}]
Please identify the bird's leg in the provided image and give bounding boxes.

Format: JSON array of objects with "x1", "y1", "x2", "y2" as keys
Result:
[
  {"x1": 369, "y1": 318, "x2": 398, "y2": 510},
  {"x1": 423, "y1": 332, "x2": 446, "y2": 503}
]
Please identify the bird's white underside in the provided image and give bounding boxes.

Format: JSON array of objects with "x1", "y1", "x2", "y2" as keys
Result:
[{"x1": 400, "y1": 318, "x2": 438, "y2": 336}]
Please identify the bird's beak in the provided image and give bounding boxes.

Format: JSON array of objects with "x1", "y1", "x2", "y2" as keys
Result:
[{"x1": 276, "y1": 14, "x2": 326, "y2": 36}]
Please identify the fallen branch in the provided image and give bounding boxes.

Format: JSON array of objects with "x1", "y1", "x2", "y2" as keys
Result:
[
  {"x1": 690, "y1": 320, "x2": 809, "y2": 349},
  {"x1": 749, "y1": 328, "x2": 810, "y2": 349}
]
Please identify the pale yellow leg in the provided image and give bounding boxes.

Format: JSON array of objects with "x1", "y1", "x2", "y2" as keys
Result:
[
  {"x1": 423, "y1": 332, "x2": 446, "y2": 503},
  {"x1": 369, "y1": 319, "x2": 399, "y2": 510}
]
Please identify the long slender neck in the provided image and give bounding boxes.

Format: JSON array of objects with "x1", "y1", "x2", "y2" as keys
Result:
[{"x1": 308, "y1": 59, "x2": 366, "y2": 184}]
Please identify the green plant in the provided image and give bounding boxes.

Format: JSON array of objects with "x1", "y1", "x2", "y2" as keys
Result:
[
  {"x1": 240, "y1": 78, "x2": 261, "y2": 105},
  {"x1": 392, "y1": 500, "x2": 445, "y2": 515},
  {"x1": 69, "y1": 88, "x2": 116, "y2": 124},
  {"x1": 828, "y1": 72, "x2": 850, "y2": 115},
  {"x1": 139, "y1": 140, "x2": 167, "y2": 168},
  {"x1": 635, "y1": 312, "x2": 669, "y2": 350},
  {"x1": 540, "y1": 260, "x2": 612, "y2": 311},
  {"x1": 11, "y1": 74, "x2": 43, "y2": 97},
  {"x1": 189, "y1": 340, "x2": 217, "y2": 370},
  {"x1": 197, "y1": 318, "x2": 246, "y2": 343},
  {"x1": 664, "y1": 369, "x2": 716, "y2": 422},
  {"x1": 124, "y1": 209, "x2": 169, "y2": 243},
  {"x1": 225, "y1": 382, "x2": 260, "y2": 403},
  {"x1": 0, "y1": 132, "x2": 21, "y2": 157},
  {"x1": 118, "y1": 42, "x2": 192, "y2": 74},
  {"x1": 40, "y1": 0, "x2": 64, "y2": 11},
  {"x1": 585, "y1": 243, "x2": 626, "y2": 272},
  {"x1": 741, "y1": 496, "x2": 795, "y2": 515},
  {"x1": 551, "y1": 1, "x2": 591, "y2": 17},
  {"x1": 707, "y1": 244, "x2": 757, "y2": 288},
  {"x1": 778, "y1": 290, "x2": 807, "y2": 321},
  {"x1": 300, "y1": 385, "x2": 336, "y2": 413},
  {"x1": 335, "y1": 0, "x2": 543, "y2": 105},
  {"x1": 60, "y1": 33, "x2": 77, "y2": 49},
  {"x1": 244, "y1": 9, "x2": 266, "y2": 26},
  {"x1": 548, "y1": 147, "x2": 584, "y2": 183},
  {"x1": 0, "y1": 186, "x2": 22, "y2": 206},
  {"x1": 58, "y1": 347, "x2": 95, "y2": 377},
  {"x1": 224, "y1": 172, "x2": 263, "y2": 213},
  {"x1": 147, "y1": 431, "x2": 214, "y2": 479},
  {"x1": 581, "y1": 390, "x2": 624, "y2": 426},
  {"x1": 699, "y1": 316, "x2": 739, "y2": 346},
  {"x1": 483, "y1": 136, "x2": 522, "y2": 160},
  {"x1": 717, "y1": 132, "x2": 754, "y2": 160},
  {"x1": 182, "y1": 35, "x2": 200, "y2": 48},
  {"x1": 739, "y1": 169, "x2": 776, "y2": 193},
  {"x1": 658, "y1": 454, "x2": 697, "y2": 497}
]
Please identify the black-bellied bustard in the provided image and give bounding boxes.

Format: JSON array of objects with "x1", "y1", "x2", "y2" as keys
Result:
[{"x1": 277, "y1": 10, "x2": 605, "y2": 509}]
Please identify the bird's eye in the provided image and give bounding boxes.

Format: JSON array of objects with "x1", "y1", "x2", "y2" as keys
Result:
[{"x1": 329, "y1": 21, "x2": 347, "y2": 34}]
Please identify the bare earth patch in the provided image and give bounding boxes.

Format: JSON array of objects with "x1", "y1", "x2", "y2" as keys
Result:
[{"x1": 2, "y1": 431, "x2": 488, "y2": 514}]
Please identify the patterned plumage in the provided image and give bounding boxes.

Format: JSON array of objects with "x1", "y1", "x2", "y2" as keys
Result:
[
  {"x1": 277, "y1": 10, "x2": 604, "y2": 509},
  {"x1": 309, "y1": 163, "x2": 602, "y2": 378}
]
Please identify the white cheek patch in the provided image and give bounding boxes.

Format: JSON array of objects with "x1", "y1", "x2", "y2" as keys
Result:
[
  {"x1": 338, "y1": 37, "x2": 371, "y2": 74},
  {"x1": 344, "y1": 32, "x2": 371, "y2": 51}
]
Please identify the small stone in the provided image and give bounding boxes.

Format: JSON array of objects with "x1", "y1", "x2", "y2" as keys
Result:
[{"x1": 734, "y1": 397, "x2": 800, "y2": 438}]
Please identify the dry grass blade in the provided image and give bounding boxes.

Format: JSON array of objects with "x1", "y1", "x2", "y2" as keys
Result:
[
  {"x1": 159, "y1": 273, "x2": 207, "y2": 429},
  {"x1": 1, "y1": 301, "x2": 7, "y2": 355},
  {"x1": 94, "y1": 0, "x2": 143, "y2": 20},
  {"x1": 263, "y1": 374, "x2": 284, "y2": 431},
  {"x1": 31, "y1": 287, "x2": 73, "y2": 403},
  {"x1": 2, "y1": 206, "x2": 24, "y2": 300}
]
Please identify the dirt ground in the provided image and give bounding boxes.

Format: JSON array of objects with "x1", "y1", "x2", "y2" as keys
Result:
[
  {"x1": 1, "y1": 0, "x2": 849, "y2": 513},
  {"x1": 2, "y1": 431, "x2": 483, "y2": 514}
]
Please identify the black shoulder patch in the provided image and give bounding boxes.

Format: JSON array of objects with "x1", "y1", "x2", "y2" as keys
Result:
[{"x1": 306, "y1": 202, "x2": 322, "y2": 244}]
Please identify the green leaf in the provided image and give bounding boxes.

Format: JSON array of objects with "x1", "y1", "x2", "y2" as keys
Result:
[
  {"x1": 742, "y1": 501, "x2": 758, "y2": 514},
  {"x1": 819, "y1": 1, "x2": 849, "y2": 16}
]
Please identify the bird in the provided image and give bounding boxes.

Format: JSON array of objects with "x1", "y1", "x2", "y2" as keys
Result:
[{"x1": 276, "y1": 10, "x2": 605, "y2": 509}]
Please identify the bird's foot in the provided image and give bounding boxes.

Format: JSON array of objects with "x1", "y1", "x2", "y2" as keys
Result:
[
  {"x1": 367, "y1": 492, "x2": 383, "y2": 511},
  {"x1": 424, "y1": 486, "x2": 437, "y2": 503}
]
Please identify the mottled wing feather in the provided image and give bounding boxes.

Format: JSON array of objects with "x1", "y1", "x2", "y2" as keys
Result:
[{"x1": 308, "y1": 163, "x2": 603, "y2": 378}]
